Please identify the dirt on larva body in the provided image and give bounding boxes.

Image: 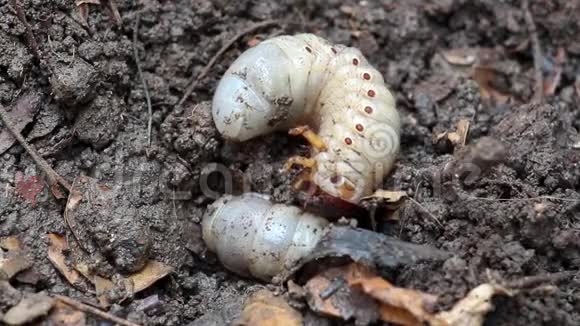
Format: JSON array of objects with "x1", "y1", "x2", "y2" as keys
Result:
[{"x1": 0, "y1": 0, "x2": 579, "y2": 325}]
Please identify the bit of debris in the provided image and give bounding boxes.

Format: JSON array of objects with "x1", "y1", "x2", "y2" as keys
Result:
[
  {"x1": 236, "y1": 289, "x2": 303, "y2": 326},
  {"x1": 361, "y1": 190, "x2": 408, "y2": 203},
  {"x1": 0, "y1": 252, "x2": 32, "y2": 280},
  {"x1": 47, "y1": 300, "x2": 87, "y2": 326},
  {"x1": 54, "y1": 295, "x2": 141, "y2": 326},
  {"x1": 0, "y1": 236, "x2": 22, "y2": 252},
  {"x1": 2, "y1": 292, "x2": 55, "y2": 326},
  {"x1": 434, "y1": 119, "x2": 470, "y2": 152},
  {"x1": 47, "y1": 233, "x2": 92, "y2": 292},
  {"x1": 434, "y1": 283, "x2": 512, "y2": 326}
]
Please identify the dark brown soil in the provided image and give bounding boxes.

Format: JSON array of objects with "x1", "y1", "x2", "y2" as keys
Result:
[{"x1": 1, "y1": 0, "x2": 579, "y2": 325}]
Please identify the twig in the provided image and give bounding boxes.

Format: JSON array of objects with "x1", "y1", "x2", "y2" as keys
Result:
[
  {"x1": 522, "y1": 0, "x2": 544, "y2": 102},
  {"x1": 132, "y1": 14, "x2": 152, "y2": 147},
  {"x1": 504, "y1": 271, "x2": 575, "y2": 289},
  {"x1": 54, "y1": 294, "x2": 142, "y2": 326},
  {"x1": 175, "y1": 20, "x2": 281, "y2": 108},
  {"x1": 0, "y1": 104, "x2": 71, "y2": 193},
  {"x1": 466, "y1": 195, "x2": 579, "y2": 203},
  {"x1": 9, "y1": 0, "x2": 40, "y2": 61}
]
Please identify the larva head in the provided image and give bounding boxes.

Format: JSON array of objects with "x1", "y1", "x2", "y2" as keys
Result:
[{"x1": 212, "y1": 42, "x2": 296, "y2": 141}]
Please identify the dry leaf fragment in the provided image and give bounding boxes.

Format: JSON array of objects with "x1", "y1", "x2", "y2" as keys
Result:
[
  {"x1": 0, "y1": 236, "x2": 22, "y2": 252},
  {"x1": 236, "y1": 289, "x2": 303, "y2": 326},
  {"x1": 48, "y1": 300, "x2": 87, "y2": 326},
  {"x1": 130, "y1": 260, "x2": 173, "y2": 293},
  {"x1": 434, "y1": 283, "x2": 510, "y2": 326},
  {"x1": 305, "y1": 263, "x2": 443, "y2": 326},
  {"x1": 361, "y1": 190, "x2": 407, "y2": 203},
  {"x1": 349, "y1": 276, "x2": 438, "y2": 325},
  {"x1": 0, "y1": 252, "x2": 32, "y2": 280},
  {"x1": 441, "y1": 48, "x2": 478, "y2": 66},
  {"x1": 47, "y1": 233, "x2": 91, "y2": 292},
  {"x1": 304, "y1": 264, "x2": 380, "y2": 324},
  {"x1": 2, "y1": 292, "x2": 55, "y2": 325},
  {"x1": 444, "y1": 119, "x2": 470, "y2": 147}
]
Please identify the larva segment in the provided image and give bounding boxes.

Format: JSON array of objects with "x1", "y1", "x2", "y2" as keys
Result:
[{"x1": 312, "y1": 47, "x2": 400, "y2": 202}]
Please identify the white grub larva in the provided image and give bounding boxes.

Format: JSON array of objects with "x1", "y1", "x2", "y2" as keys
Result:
[
  {"x1": 202, "y1": 193, "x2": 450, "y2": 282},
  {"x1": 202, "y1": 192, "x2": 328, "y2": 281},
  {"x1": 212, "y1": 33, "x2": 401, "y2": 204}
]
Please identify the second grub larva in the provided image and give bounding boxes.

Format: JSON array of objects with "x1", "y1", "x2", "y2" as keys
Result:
[{"x1": 212, "y1": 34, "x2": 401, "y2": 203}]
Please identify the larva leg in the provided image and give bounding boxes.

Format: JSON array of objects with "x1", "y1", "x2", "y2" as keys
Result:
[
  {"x1": 288, "y1": 125, "x2": 327, "y2": 151},
  {"x1": 283, "y1": 156, "x2": 316, "y2": 171}
]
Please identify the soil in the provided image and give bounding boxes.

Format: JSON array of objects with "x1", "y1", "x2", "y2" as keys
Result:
[{"x1": 0, "y1": 0, "x2": 579, "y2": 325}]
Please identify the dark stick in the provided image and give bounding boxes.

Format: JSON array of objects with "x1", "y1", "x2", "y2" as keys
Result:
[
  {"x1": 132, "y1": 14, "x2": 153, "y2": 147},
  {"x1": 0, "y1": 104, "x2": 71, "y2": 193},
  {"x1": 505, "y1": 271, "x2": 575, "y2": 289},
  {"x1": 9, "y1": 0, "x2": 40, "y2": 61},
  {"x1": 54, "y1": 295, "x2": 141, "y2": 326},
  {"x1": 522, "y1": 0, "x2": 544, "y2": 102}
]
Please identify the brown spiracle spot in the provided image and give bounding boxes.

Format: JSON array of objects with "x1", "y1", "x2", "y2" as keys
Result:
[
  {"x1": 363, "y1": 73, "x2": 371, "y2": 80},
  {"x1": 352, "y1": 58, "x2": 359, "y2": 65},
  {"x1": 331, "y1": 47, "x2": 337, "y2": 54},
  {"x1": 305, "y1": 46, "x2": 312, "y2": 53},
  {"x1": 367, "y1": 90, "x2": 375, "y2": 97},
  {"x1": 364, "y1": 106, "x2": 373, "y2": 114},
  {"x1": 344, "y1": 137, "x2": 352, "y2": 145},
  {"x1": 356, "y1": 124, "x2": 364, "y2": 132}
]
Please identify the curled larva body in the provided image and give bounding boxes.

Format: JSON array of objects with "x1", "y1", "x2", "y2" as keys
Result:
[
  {"x1": 212, "y1": 34, "x2": 401, "y2": 203},
  {"x1": 202, "y1": 193, "x2": 328, "y2": 281}
]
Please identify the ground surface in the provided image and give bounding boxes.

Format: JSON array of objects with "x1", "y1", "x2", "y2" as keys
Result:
[{"x1": 0, "y1": 0, "x2": 579, "y2": 325}]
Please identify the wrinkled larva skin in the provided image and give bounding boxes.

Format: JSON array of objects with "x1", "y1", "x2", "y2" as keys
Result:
[
  {"x1": 212, "y1": 34, "x2": 401, "y2": 203},
  {"x1": 202, "y1": 193, "x2": 329, "y2": 282}
]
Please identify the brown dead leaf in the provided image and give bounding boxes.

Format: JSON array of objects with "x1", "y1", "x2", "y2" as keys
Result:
[
  {"x1": 48, "y1": 300, "x2": 86, "y2": 326},
  {"x1": 236, "y1": 289, "x2": 303, "y2": 326},
  {"x1": 0, "y1": 252, "x2": 32, "y2": 280},
  {"x1": 305, "y1": 263, "x2": 442, "y2": 326},
  {"x1": 349, "y1": 276, "x2": 438, "y2": 325},
  {"x1": 2, "y1": 292, "x2": 55, "y2": 326},
  {"x1": 434, "y1": 283, "x2": 511, "y2": 326},
  {"x1": 443, "y1": 119, "x2": 470, "y2": 148},
  {"x1": 304, "y1": 264, "x2": 380, "y2": 325},
  {"x1": 362, "y1": 190, "x2": 407, "y2": 203},
  {"x1": 130, "y1": 260, "x2": 173, "y2": 293},
  {"x1": 0, "y1": 236, "x2": 22, "y2": 251},
  {"x1": 47, "y1": 233, "x2": 91, "y2": 292}
]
